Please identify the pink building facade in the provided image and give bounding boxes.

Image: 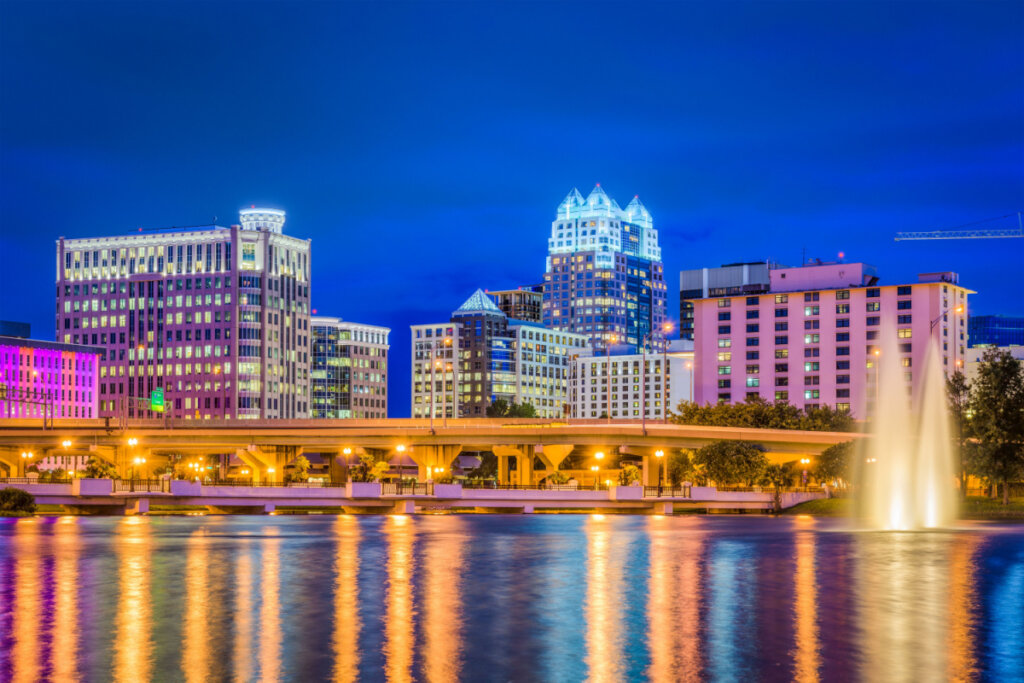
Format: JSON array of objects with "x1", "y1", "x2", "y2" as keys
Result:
[
  {"x1": 692, "y1": 263, "x2": 970, "y2": 418},
  {"x1": 0, "y1": 337, "x2": 103, "y2": 419}
]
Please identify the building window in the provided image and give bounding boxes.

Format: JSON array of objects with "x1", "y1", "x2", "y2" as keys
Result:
[
  {"x1": 804, "y1": 292, "x2": 819, "y2": 302},
  {"x1": 775, "y1": 308, "x2": 788, "y2": 318},
  {"x1": 836, "y1": 290, "x2": 850, "y2": 300},
  {"x1": 866, "y1": 317, "x2": 880, "y2": 326},
  {"x1": 718, "y1": 339, "x2": 731, "y2": 348},
  {"x1": 775, "y1": 336, "x2": 788, "y2": 345},
  {"x1": 804, "y1": 306, "x2": 819, "y2": 316},
  {"x1": 718, "y1": 299, "x2": 731, "y2": 308},
  {"x1": 718, "y1": 379, "x2": 731, "y2": 388},
  {"x1": 775, "y1": 295, "x2": 788, "y2": 304},
  {"x1": 897, "y1": 300, "x2": 912, "y2": 310},
  {"x1": 775, "y1": 391, "x2": 789, "y2": 401},
  {"x1": 746, "y1": 310, "x2": 759, "y2": 319},
  {"x1": 866, "y1": 302, "x2": 880, "y2": 312},
  {"x1": 804, "y1": 334, "x2": 820, "y2": 344},
  {"x1": 897, "y1": 285, "x2": 912, "y2": 295},
  {"x1": 746, "y1": 324, "x2": 759, "y2": 333},
  {"x1": 718, "y1": 312, "x2": 732, "y2": 321},
  {"x1": 804, "y1": 389, "x2": 820, "y2": 399},
  {"x1": 717, "y1": 351, "x2": 732, "y2": 362},
  {"x1": 718, "y1": 325, "x2": 731, "y2": 334},
  {"x1": 746, "y1": 351, "x2": 759, "y2": 360},
  {"x1": 867, "y1": 288, "x2": 880, "y2": 298},
  {"x1": 898, "y1": 328, "x2": 912, "y2": 339},
  {"x1": 746, "y1": 377, "x2": 759, "y2": 387},
  {"x1": 746, "y1": 297, "x2": 759, "y2": 306},
  {"x1": 718, "y1": 366, "x2": 731, "y2": 375}
]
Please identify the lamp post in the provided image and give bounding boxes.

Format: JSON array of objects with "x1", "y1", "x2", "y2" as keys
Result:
[
  {"x1": 594, "y1": 450, "x2": 605, "y2": 489},
  {"x1": 655, "y1": 449, "x2": 665, "y2": 495},
  {"x1": 20, "y1": 451, "x2": 33, "y2": 477},
  {"x1": 62, "y1": 439, "x2": 72, "y2": 473},
  {"x1": 590, "y1": 465, "x2": 600, "y2": 490},
  {"x1": 800, "y1": 457, "x2": 810, "y2": 487}
]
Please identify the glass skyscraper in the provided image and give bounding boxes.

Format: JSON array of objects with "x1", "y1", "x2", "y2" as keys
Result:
[
  {"x1": 541, "y1": 185, "x2": 668, "y2": 354},
  {"x1": 310, "y1": 317, "x2": 389, "y2": 418}
]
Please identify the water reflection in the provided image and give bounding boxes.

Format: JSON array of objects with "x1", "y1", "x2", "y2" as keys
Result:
[
  {"x1": 708, "y1": 537, "x2": 757, "y2": 681},
  {"x1": 792, "y1": 519, "x2": 820, "y2": 683},
  {"x1": 333, "y1": 516, "x2": 360, "y2": 683},
  {"x1": 384, "y1": 515, "x2": 415, "y2": 682},
  {"x1": 183, "y1": 528, "x2": 210, "y2": 683},
  {"x1": 585, "y1": 514, "x2": 624, "y2": 682},
  {"x1": 53, "y1": 518, "x2": 81, "y2": 682},
  {"x1": 12, "y1": 520, "x2": 42, "y2": 683},
  {"x1": 259, "y1": 526, "x2": 282, "y2": 682},
  {"x1": 422, "y1": 517, "x2": 466, "y2": 683},
  {"x1": 234, "y1": 539, "x2": 254, "y2": 683},
  {"x1": 646, "y1": 517, "x2": 705, "y2": 680},
  {"x1": 947, "y1": 535, "x2": 980, "y2": 680},
  {"x1": 114, "y1": 517, "x2": 153, "y2": 683}
]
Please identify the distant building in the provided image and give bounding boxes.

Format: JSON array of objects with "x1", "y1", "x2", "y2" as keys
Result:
[
  {"x1": 311, "y1": 317, "x2": 389, "y2": 419},
  {"x1": 0, "y1": 321, "x2": 31, "y2": 338},
  {"x1": 0, "y1": 336, "x2": 104, "y2": 419},
  {"x1": 488, "y1": 285, "x2": 543, "y2": 323},
  {"x1": 968, "y1": 315, "x2": 1024, "y2": 347},
  {"x1": 965, "y1": 345, "x2": 1024, "y2": 384},
  {"x1": 679, "y1": 262, "x2": 771, "y2": 341},
  {"x1": 411, "y1": 289, "x2": 588, "y2": 418},
  {"x1": 56, "y1": 207, "x2": 312, "y2": 421},
  {"x1": 569, "y1": 340, "x2": 694, "y2": 420},
  {"x1": 691, "y1": 263, "x2": 971, "y2": 418},
  {"x1": 542, "y1": 185, "x2": 668, "y2": 354}
]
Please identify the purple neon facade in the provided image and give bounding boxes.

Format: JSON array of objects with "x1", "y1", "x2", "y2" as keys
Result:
[
  {"x1": 692, "y1": 263, "x2": 971, "y2": 418},
  {"x1": 0, "y1": 337, "x2": 102, "y2": 419}
]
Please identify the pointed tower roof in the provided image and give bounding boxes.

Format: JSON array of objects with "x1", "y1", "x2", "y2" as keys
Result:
[
  {"x1": 625, "y1": 195, "x2": 650, "y2": 218},
  {"x1": 556, "y1": 188, "x2": 585, "y2": 217},
  {"x1": 585, "y1": 184, "x2": 620, "y2": 211},
  {"x1": 453, "y1": 288, "x2": 505, "y2": 317}
]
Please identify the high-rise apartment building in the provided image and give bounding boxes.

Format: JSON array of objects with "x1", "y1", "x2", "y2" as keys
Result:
[
  {"x1": 56, "y1": 207, "x2": 312, "y2": 420},
  {"x1": 411, "y1": 290, "x2": 587, "y2": 418},
  {"x1": 310, "y1": 317, "x2": 389, "y2": 418},
  {"x1": 0, "y1": 334, "x2": 104, "y2": 420},
  {"x1": 488, "y1": 285, "x2": 543, "y2": 323},
  {"x1": 691, "y1": 262, "x2": 971, "y2": 417},
  {"x1": 569, "y1": 340, "x2": 694, "y2": 420},
  {"x1": 542, "y1": 185, "x2": 668, "y2": 354},
  {"x1": 679, "y1": 262, "x2": 771, "y2": 341}
]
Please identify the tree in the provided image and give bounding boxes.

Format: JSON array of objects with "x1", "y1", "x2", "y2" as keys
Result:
[
  {"x1": 287, "y1": 455, "x2": 311, "y2": 483},
  {"x1": 348, "y1": 453, "x2": 390, "y2": 483},
  {"x1": 693, "y1": 440, "x2": 768, "y2": 486},
  {"x1": 84, "y1": 456, "x2": 117, "y2": 479},
  {"x1": 815, "y1": 441, "x2": 853, "y2": 485},
  {"x1": 666, "y1": 450, "x2": 695, "y2": 486},
  {"x1": 672, "y1": 395, "x2": 853, "y2": 432},
  {"x1": 487, "y1": 400, "x2": 537, "y2": 418},
  {"x1": 968, "y1": 348, "x2": 1024, "y2": 505},
  {"x1": 546, "y1": 470, "x2": 569, "y2": 485},
  {"x1": 618, "y1": 464, "x2": 641, "y2": 486},
  {"x1": 467, "y1": 452, "x2": 498, "y2": 480},
  {"x1": 946, "y1": 369, "x2": 971, "y2": 499},
  {"x1": 0, "y1": 488, "x2": 36, "y2": 514},
  {"x1": 760, "y1": 464, "x2": 794, "y2": 512}
]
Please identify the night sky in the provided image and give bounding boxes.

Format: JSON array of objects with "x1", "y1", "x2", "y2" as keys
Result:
[{"x1": 1, "y1": 1, "x2": 1022, "y2": 416}]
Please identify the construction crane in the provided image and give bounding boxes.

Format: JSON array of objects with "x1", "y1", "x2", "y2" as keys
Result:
[{"x1": 895, "y1": 212, "x2": 1023, "y2": 241}]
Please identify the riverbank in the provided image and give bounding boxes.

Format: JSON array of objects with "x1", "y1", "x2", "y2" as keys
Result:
[{"x1": 785, "y1": 496, "x2": 1024, "y2": 521}]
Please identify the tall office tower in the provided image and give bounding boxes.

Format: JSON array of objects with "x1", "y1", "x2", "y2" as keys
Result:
[
  {"x1": 56, "y1": 207, "x2": 312, "y2": 421},
  {"x1": 411, "y1": 289, "x2": 587, "y2": 418},
  {"x1": 679, "y1": 262, "x2": 771, "y2": 341},
  {"x1": 310, "y1": 317, "x2": 390, "y2": 418},
  {"x1": 690, "y1": 262, "x2": 971, "y2": 418},
  {"x1": 488, "y1": 285, "x2": 544, "y2": 323},
  {"x1": 542, "y1": 185, "x2": 668, "y2": 355}
]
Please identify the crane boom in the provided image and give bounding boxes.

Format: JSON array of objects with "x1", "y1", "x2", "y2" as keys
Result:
[{"x1": 894, "y1": 212, "x2": 1023, "y2": 241}]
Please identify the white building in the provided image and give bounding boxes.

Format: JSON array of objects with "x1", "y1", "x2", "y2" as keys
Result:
[
  {"x1": 569, "y1": 340, "x2": 694, "y2": 419},
  {"x1": 511, "y1": 321, "x2": 588, "y2": 418},
  {"x1": 964, "y1": 345, "x2": 1024, "y2": 384},
  {"x1": 410, "y1": 322, "x2": 462, "y2": 419}
]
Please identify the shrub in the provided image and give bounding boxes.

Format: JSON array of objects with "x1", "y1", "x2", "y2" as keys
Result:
[
  {"x1": 694, "y1": 440, "x2": 768, "y2": 486},
  {"x1": 618, "y1": 464, "x2": 641, "y2": 486},
  {"x1": 0, "y1": 488, "x2": 36, "y2": 514},
  {"x1": 84, "y1": 456, "x2": 118, "y2": 479},
  {"x1": 547, "y1": 470, "x2": 569, "y2": 485}
]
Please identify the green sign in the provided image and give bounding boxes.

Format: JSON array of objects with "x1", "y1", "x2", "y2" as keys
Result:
[{"x1": 150, "y1": 388, "x2": 165, "y2": 413}]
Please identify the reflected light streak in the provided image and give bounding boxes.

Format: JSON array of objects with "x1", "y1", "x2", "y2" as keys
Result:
[
  {"x1": 53, "y1": 519, "x2": 81, "y2": 682},
  {"x1": 184, "y1": 530, "x2": 210, "y2": 683},
  {"x1": 234, "y1": 541, "x2": 254, "y2": 683},
  {"x1": 424, "y1": 518, "x2": 466, "y2": 683},
  {"x1": 114, "y1": 517, "x2": 153, "y2": 683},
  {"x1": 384, "y1": 515, "x2": 416, "y2": 683},
  {"x1": 646, "y1": 518, "x2": 705, "y2": 681},
  {"x1": 793, "y1": 530, "x2": 820, "y2": 683},
  {"x1": 946, "y1": 535, "x2": 980, "y2": 681},
  {"x1": 12, "y1": 521, "x2": 41, "y2": 683},
  {"x1": 333, "y1": 517, "x2": 361, "y2": 683},
  {"x1": 585, "y1": 515, "x2": 622, "y2": 682},
  {"x1": 259, "y1": 527, "x2": 282, "y2": 683}
]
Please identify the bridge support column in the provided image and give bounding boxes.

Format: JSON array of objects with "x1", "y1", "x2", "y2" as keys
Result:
[
  {"x1": 126, "y1": 498, "x2": 149, "y2": 515},
  {"x1": 263, "y1": 503, "x2": 276, "y2": 514},
  {"x1": 0, "y1": 449, "x2": 19, "y2": 477},
  {"x1": 392, "y1": 500, "x2": 416, "y2": 514},
  {"x1": 493, "y1": 445, "x2": 536, "y2": 486},
  {"x1": 536, "y1": 444, "x2": 574, "y2": 482},
  {"x1": 652, "y1": 501, "x2": 673, "y2": 515},
  {"x1": 522, "y1": 504, "x2": 535, "y2": 514},
  {"x1": 408, "y1": 445, "x2": 463, "y2": 482}
]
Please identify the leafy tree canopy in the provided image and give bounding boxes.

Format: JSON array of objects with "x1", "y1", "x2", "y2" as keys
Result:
[
  {"x1": 487, "y1": 399, "x2": 537, "y2": 418},
  {"x1": 672, "y1": 396, "x2": 854, "y2": 432},
  {"x1": 693, "y1": 440, "x2": 768, "y2": 486}
]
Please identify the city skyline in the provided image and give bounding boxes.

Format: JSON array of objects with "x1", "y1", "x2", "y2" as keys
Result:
[{"x1": 2, "y1": 1, "x2": 1022, "y2": 417}]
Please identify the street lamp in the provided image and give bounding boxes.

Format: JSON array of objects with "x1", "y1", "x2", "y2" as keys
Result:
[
  {"x1": 590, "y1": 465, "x2": 600, "y2": 490},
  {"x1": 20, "y1": 451, "x2": 33, "y2": 477},
  {"x1": 800, "y1": 457, "x2": 810, "y2": 486},
  {"x1": 655, "y1": 449, "x2": 665, "y2": 494}
]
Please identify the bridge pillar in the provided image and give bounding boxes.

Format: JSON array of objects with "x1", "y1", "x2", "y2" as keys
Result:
[
  {"x1": 125, "y1": 498, "x2": 150, "y2": 515},
  {"x1": 407, "y1": 445, "x2": 463, "y2": 482},
  {"x1": 536, "y1": 444, "x2": 574, "y2": 481},
  {"x1": 493, "y1": 445, "x2": 536, "y2": 486},
  {"x1": 0, "y1": 449, "x2": 19, "y2": 477}
]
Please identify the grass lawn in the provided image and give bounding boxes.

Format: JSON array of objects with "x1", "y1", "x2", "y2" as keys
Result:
[
  {"x1": 961, "y1": 496, "x2": 1024, "y2": 521},
  {"x1": 784, "y1": 498, "x2": 852, "y2": 516}
]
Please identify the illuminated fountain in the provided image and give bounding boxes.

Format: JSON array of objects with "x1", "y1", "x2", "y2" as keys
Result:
[{"x1": 856, "y1": 328, "x2": 958, "y2": 530}]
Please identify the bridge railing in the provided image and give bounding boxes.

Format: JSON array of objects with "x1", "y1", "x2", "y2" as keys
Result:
[
  {"x1": 643, "y1": 486, "x2": 692, "y2": 498},
  {"x1": 113, "y1": 479, "x2": 171, "y2": 493},
  {"x1": 200, "y1": 480, "x2": 346, "y2": 488},
  {"x1": 461, "y1": 481, "x2": 611, "y2": 491},
  {"x1": 381, "y1": 482, "x2": 434, "y2": 496},
  {"x1": 0, "y1": 477, "x2": 74, "y2": 486}
]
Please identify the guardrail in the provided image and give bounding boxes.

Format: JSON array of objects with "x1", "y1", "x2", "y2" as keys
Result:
[
  {"x1": 643, "y1": 486, "x2": 692, "y2": 498},
  {"x1": 381, "y1": 482, "x2": 434, "y2": 496},
  {"x1": 113, "y1": 479, "x2": 170, "y2": 493},
  {"x1": 0, "y1": 477, "x2": 73, "y2": 485},
  {"x1": 206, "y1": 480, "x2": 346, "y2": 488}
]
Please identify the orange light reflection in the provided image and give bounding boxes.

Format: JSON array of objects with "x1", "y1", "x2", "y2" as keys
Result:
[
  {"x1": 384, "y1": 515, "x2": 415, "y2": 682},
  {"x1": 114, "y1": 517, "x2": 153, "y2": 683}
]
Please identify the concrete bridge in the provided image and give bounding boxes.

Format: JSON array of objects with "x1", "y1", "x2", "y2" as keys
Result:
[
  {"x1": 0, "y1": 477, "x2": 826, "y2": 515},
  {"x1": 0, "y1": 417, "x2": 859, "y2": 488}
]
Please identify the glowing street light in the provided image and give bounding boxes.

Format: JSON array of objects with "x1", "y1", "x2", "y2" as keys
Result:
[
  {"x1": 800, "y1": 457, "x2": 811, "y2": 486},
  {"x1": 655, "y1": 449, "x2": 665, "y2": 494},
  {"x1": 591, "y1": 464, "x2": 600, "y2": 490}
]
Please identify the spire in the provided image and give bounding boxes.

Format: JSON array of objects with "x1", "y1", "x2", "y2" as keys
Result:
[
  {"x1": 557, "y1": 188, "x2": 585, "y2": 216},
  {"x1": 453, "y1": 288, "x2": 505, "y2": 316}
]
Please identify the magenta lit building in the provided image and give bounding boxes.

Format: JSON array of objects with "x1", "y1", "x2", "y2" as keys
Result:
[
  {"x1": 691, "y1": 262, "x2": 971, "y2": 418},
  {"x1": 55, "y1": 208, "x2": 312, "y2": 420},
  {"x1": 0, "y1": 335, "x2": 103, "y2": 419}
]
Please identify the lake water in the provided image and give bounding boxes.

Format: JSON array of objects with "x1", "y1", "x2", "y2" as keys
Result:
[{"x1": 1, "y1": 514, "x2": 1022, "y2": 682}]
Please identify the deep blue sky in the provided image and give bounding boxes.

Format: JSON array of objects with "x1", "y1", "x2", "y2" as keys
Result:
[{"x1": 2, "y1": 1, "x2": 1022, "y2": 416}]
